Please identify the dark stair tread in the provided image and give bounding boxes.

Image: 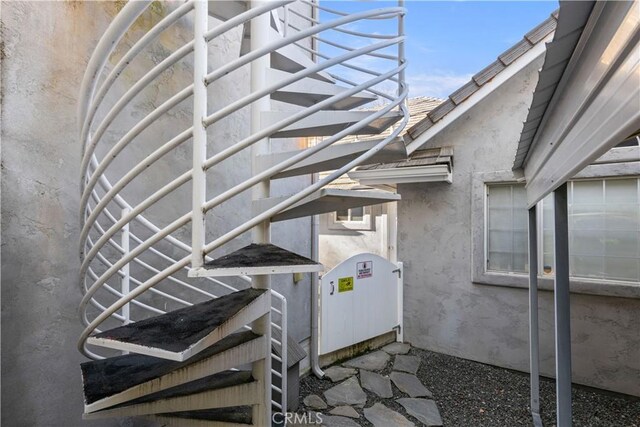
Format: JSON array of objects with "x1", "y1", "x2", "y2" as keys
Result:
[
  {"x1": 205, "y1": 243, "x2": 318, "y2": 268},
  {"x1": 159, "y1": 406, "x2": 253, "y2": 424},
  {"x1": 81, "y1": 330, "x2": 260, "y2": 405},
  {"x1": 271, "y1": 328, "x2": 307, "y2": 369},
  {"x1": 108, "y1": 370, "x2": 253, "y2": 410},
  {"x1": 90, "y1": 288, "x2": 266, "y2": 353}
]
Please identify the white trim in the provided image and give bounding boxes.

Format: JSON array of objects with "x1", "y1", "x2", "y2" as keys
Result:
[
  {"x1": 523, "y1": 2, "x2": 640, "y2": 206},
  {"x1": 328, "y1": 206, "x2": 373, "y2": 231},
  {"x1": 348, "y1": 164, "x2": 452, "y2": 186},
  {"x1": 405, "y1": 33, "x2": 552, "y2": 154},
  {"x1": 190, "y1": 263, "x2": 324, "y2": 277}
]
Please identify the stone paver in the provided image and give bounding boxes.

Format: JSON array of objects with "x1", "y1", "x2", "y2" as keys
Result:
[
  {"x1": 364, "y1": 403, "x2": 415, "y2": 427},
  {"x1": 324, "y1": 376, "x2": 367, "y2": 407},
  {"x1": 342, "y1": 350, "x2": 390, "y2": 371},
  {"x1": 359, "y1": 369, "x2": 392, "y2": 398},
  {"x1": 324, "y1": 366, "x2": 358, "y2": 383},
  {"x1": 394, "y1": 355, "x2": 421, "y2": 374},
  {"x1": 397, "y1": 398, "x2": 443, "y2": 426},
  {"x1": 329, "y1": 406, "x2": 360, "y2": 418},
  {"x1": 382, "y1": 342, "x2": 411, "y2": 355},
  {"x1": 319, "y1": 414, "x2": 360, "y2": 427},
  {"x1": 390, "y1": 371, "x2": 433, "y2": 398},
  {"x1": 303, "y1": 394, "x2": 327, "y2": 410}
]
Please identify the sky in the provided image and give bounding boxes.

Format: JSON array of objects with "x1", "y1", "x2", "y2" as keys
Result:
[{"x1": 320, "y1": 1, "x2": 558, "y2": 99}]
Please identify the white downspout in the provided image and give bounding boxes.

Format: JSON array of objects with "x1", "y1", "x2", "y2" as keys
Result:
[
  {"x1": 311, "y1": 170, "x2": 324, "y2": 378},
  {"x1": 309, "y1": 0, "x2": 324, "y2": 379}
]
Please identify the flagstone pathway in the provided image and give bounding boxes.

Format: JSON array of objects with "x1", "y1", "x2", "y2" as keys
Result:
[{"x1": 298, "y1": 343, "x2": 443, "y2": 426}]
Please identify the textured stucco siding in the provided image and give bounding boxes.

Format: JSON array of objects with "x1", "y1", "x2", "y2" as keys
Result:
[
  {"x1": 397, "y1": 56, "x2": 640, "y2": 397},
  {"x1": 319, "y1": 204, "x2": 389, "y2": 270},
  {"x1": 1, "y1": 2, "x2": 313, "y2": 425}
]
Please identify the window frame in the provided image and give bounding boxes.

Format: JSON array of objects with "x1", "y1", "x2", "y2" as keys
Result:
[
  {"x1": 327, "y1": 206, "x2": 374, "y2": 231},
  {"x1": 471, "y1": 171, "x2": 640, "y2": 299}
]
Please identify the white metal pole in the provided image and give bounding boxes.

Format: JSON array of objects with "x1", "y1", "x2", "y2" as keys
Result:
[
  {"x1": 528, "y1": 206, "x2": 542, "y2": 426},
  {"x1": 250, "y1": 2, "x2": 272, "y2": 424},
  {"x1": 191, "y1": 0, "x2": 208, "y2": 270},
  {"x1": 121, "y1": 207, "x2": 131, "y2": 325},
  {"x1": 397, "y1": 0, "x2": 406, "y2": 107},
  {"x1": 280, "y1": 295, "x2": 288, "y2": 416},
  {"x1": 553, "y1": 183, "x2": 572, "y2": 427},
  {"x1": 397, "y1": 261, "x2": 404, "y2": 342}
]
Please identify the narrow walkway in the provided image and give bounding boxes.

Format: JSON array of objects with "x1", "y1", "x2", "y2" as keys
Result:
[{"x1": 298, "y1": 343, "x2": 442, "y2": 426}]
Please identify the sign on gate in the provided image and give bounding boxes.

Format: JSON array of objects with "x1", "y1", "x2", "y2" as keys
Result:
[
  {"x1": 356, "y1": 261, "x2": 373, "y2": 279},
  {"x1": 319, "y1": 253, "x2": 403, "y2": 355}
]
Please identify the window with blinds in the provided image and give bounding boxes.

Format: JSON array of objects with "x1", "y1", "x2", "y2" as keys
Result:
[
  {"x1": 542, "y1": 178, "x2": 640, "y2": 282},
  {"x1": 486, "y1": 184, "x2": 529, "y2": 273}
]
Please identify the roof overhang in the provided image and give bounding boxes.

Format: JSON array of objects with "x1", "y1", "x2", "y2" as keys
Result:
[
  {"x1": 516, "y1": 0, "x2": 640, "y2": 207},
  {"x1": 404, "y1": 33, "x2": 552, "y2": 155},
  {"x1": 348, "y1": 164, "x2": 452, "y2": 187}
]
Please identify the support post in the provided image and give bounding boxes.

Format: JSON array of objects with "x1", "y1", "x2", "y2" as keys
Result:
[
  {"x1": 396, "y1": 261, "x2": 404, "y2": 342},
  {"x1": 528, "y1": 206, "x2": 542, "y2": 426},
  {"x1": 553, "y1": 183, "x2": 572, "y2": 427},
  {"x1": 121, "y1": 207, "x2": 131, "y2": 325},
  {"x1": 191, "y1": 0, "x2": 208, "y2": 270},
  {"x1": 250, "y1": 2, "x2": 272, "y2": 425}
]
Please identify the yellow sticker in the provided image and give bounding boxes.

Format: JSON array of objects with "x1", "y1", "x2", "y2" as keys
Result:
[{"x1": 338, "y1": 277, "x2": 354, "y2": 293}]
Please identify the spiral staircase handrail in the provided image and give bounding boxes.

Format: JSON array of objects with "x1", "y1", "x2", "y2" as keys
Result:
[{"x1": 78, "y1": 0, "x2": 408, "y2": 391}]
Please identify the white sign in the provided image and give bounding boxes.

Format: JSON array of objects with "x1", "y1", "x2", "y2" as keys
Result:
[{"x1": 356, "y1": 261, "x2": 373, "y2": 279}]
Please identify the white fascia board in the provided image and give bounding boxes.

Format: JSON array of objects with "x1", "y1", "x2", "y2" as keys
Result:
[
  {"x1": 524, "y1": 2, "x2": 640, "y2": 206},
  {"x1": 405, "y1": 33, "x2": 552, "y2": 155},
  {"x1": 348, "y1": 164, "x2": 452, "y2": 186}
]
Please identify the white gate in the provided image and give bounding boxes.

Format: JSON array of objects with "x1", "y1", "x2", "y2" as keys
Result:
[{"x1": 319, "y1": 253, "x2": 403, "y2": 355}]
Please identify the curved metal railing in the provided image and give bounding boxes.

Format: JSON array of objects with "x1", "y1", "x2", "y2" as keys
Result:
[{"x1": 77, "y1": 0, "x2": 407, "y2": 412}]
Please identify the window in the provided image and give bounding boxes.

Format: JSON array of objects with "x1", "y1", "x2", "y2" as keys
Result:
[
  {"x1": 473, "y1": 171, "x2": 640, "y2": 296},
  {"x1": 336, "y1": 206, "x2": 364, "y2": 223},
  {"x1": 328, "y1": 206, "x2": 373, "y2": 231},
  {"x1": 486, "y1": 184, "x2": 528, "y2": 273},
  {"x1": 541, "y1": 178, "x2": 640, "y2": 282}
]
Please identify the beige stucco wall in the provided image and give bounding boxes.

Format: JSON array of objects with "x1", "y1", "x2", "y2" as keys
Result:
[{"x1": 397, "y1": 55, "x2": 640, "y2": 396}]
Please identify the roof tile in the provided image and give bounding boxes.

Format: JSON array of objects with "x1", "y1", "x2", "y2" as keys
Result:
[
  {"x1": 472, "y1": 61, "x2": 506, "y2": 86},
  {"x1": 499, "y1": 39, "x2": 534, "y2": 66},
  {"x1": 428, "y1": 100, "x2": 456, "y2": 123},
  {"x1": 525, "y1": 17, "x2": 557, "y2": 44},
  {"x1": 449, "y1": 81, "x2": 480, "y2": 105}
]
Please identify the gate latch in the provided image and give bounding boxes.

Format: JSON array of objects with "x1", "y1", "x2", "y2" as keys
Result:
[{"x1": 392, "y1": 268, "x2": 401, "y2": 279}]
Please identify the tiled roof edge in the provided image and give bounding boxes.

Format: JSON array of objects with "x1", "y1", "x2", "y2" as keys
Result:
[{"x1": 405, "y1": 10, "x2": 558, "y2": 143}]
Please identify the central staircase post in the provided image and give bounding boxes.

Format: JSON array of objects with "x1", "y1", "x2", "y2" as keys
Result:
[{"x1": 250, "y1": 2, "x2": 273, "y2": 425}]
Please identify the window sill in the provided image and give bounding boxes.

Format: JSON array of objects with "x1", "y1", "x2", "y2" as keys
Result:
[{"x1": 473, "y1": 271, "x2": 640, "y2": 299}]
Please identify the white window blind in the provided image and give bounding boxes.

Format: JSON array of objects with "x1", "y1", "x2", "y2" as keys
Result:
[
  {"x1": 541, "y1": 178, "x2": 640, "y2": 282},
  {"x1": 486, "y1": 184, "x2": 528, "y2": 273}
]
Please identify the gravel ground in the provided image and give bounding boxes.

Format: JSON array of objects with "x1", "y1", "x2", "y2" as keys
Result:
[{"x1": 299, "y1": 347, "x2": 640, "y2": 426}]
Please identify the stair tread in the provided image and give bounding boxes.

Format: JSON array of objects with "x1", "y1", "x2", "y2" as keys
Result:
[
  {"x1": 159, "y1": 406, "x2": 253, "y2": 424},
  {"x1": 265, "y1": 110, "x2": 403, "y2": 138},
  {"x1": 256, "y1": 188, "x2": 401, "y2": 223},
  {"x1": 90, "y1": 288, "x2": 266, "y2": 355},
  {"x1": 81, "y1": 330, "x2": 260, "y2": 405},
  {"x1": 269, "y1": 68, "x2": 376, "y2": 111},
  {"x1": 256, "y1": 137, "x2": 407, "y2": 179},
  {"x1": 205, "y1": 243, "x2": 319, "y2": 269},
  {"x1": 109, "y1": 370, "x2": 253, "y2": 410}
]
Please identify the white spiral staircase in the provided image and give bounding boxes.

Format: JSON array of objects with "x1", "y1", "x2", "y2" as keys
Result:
[{"x1": 77, "y1": 1, "x2": 408, "y2": 425}]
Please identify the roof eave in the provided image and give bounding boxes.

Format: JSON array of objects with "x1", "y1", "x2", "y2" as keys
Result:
[
  {"x1": 348, "y1": 164, "x2": 452, "y2": 186},
  {"x1": 404, "y1": 34, "x2": 552, "y2": 155}
]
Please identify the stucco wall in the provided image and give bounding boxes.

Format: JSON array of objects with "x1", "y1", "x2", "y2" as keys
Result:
[
  {"x1": 319, "y1": 204, "x2": 390, "y2": 270},
  {"x1": 1, "y1": 2, "x2": 313, "y2": 425},
  {"x1": 397, "y1": 56, "x2": 640, "y2": 396}
]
